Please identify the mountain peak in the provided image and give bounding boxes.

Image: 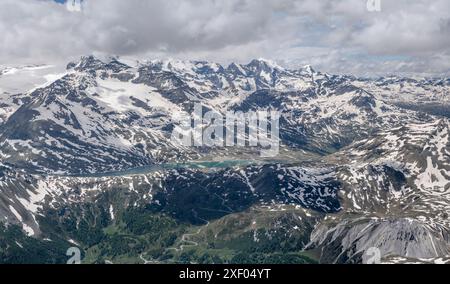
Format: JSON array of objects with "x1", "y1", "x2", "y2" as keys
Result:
[
  {"x1": 227, "y1": 62, "x2": 247, "y2": 76},
  {"x1": 301, "y1": 64, "x2": 315, "y2": 75},
  {"x1": 247, "y1": 58, "x2": 284, "y2": 71},
  {"x1": 68, "y1": 55, "x2": 130, "y2": 73}
]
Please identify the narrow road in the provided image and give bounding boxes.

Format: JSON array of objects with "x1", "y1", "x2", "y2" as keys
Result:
[
  {"x1": 139, "y1": 253, "x2": 159, "y2": 264},
  {"x1": 168, "y1": 209, "x2": 210, "y2": 252}
]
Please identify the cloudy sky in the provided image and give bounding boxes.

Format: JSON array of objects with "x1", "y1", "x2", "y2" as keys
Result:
[{"x1": 0, "y1": 0, "x2": 449, "y2": 76}]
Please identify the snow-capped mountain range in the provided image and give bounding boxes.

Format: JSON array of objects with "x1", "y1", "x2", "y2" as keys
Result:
[{"x1": 0, "y1": 56, "x2": 449, "y2": 263}]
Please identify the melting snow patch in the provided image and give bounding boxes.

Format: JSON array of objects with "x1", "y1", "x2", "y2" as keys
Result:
[{"x1": 109, "y1": 205, "x2": 115, "y2": 220}]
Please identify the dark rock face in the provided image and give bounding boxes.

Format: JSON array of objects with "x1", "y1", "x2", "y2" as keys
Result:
[{"x1": 310, "y1": 218, "x2": 450, "y2": 263}]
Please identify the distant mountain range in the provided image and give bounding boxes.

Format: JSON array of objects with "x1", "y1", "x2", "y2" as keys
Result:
[{"x1": 0, "y1": 56, "x2": 449, "y2": 264}]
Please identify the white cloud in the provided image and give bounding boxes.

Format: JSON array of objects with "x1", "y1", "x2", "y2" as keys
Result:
[
  {"x1": 0, "y1": 0, "x2": 449, "y2": 76},
  {"x1": 66, "y1": 0, "x2": 82, "y2": 12}
]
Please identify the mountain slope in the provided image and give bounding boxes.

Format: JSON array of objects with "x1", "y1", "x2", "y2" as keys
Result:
[{"x1": 0, "y1": 56, "x2": 449, "y2": 264}]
